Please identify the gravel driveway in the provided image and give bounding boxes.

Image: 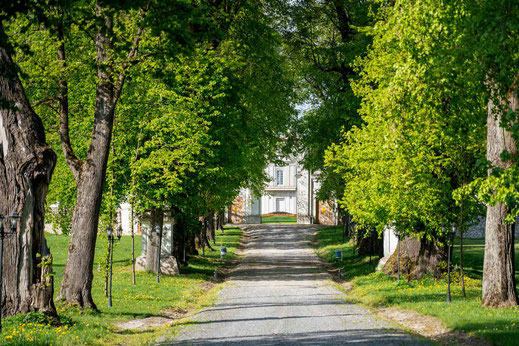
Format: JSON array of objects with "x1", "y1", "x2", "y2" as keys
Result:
[{"x1": 169, "y1": 224, "x2": 427, "y2": 345}]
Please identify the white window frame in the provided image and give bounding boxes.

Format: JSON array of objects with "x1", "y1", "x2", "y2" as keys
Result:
[{"x1": 276, "y1": 170, "x2": 284, "y2": 186}]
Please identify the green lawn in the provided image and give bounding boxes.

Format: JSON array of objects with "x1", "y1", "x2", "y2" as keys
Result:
[
  {"x1": 261, "y1": 215, "x2": 297, "y2": 224},
  {"x1": 452, "y1": 238, "x2": 519, "y2": 282},
  {"x1": 1, "y1": 226, "x2": 243, "y2": 345},
  {"x1": 315, "y1": 226, "x2": 519, "y2": 345}
]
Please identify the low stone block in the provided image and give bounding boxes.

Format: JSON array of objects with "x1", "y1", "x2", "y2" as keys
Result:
[{"x1": 135, "y1": 255, "x2": 179, "y2": 275}]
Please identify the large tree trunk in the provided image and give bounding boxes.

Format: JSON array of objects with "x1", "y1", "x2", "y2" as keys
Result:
[
  {"x1": 482, "y1": 90, "x2": 519, "y2": 307},
  {"x1": 146, "y1": 208, "x2": 163, "y2": 272},
  {"x1": 0, "y1": 23, "x2": 57, "y2": 317},
  {"x1": 206, "y1": 213, "x2": 216, "y2": 245},
  {"x1": 172, "y1": 210, "x2": 198, "y2": 266},
  {"x1": 189, "y1": 230, "x2": 198, "y2": 255},
  {"x1": 202, "y1": 218, "x2": 215, "y2": 252},
  {"x1": 56, "y1": 1, "x2": 150, "y2": 307},
  {"x1": 57, "y1": 165, "x2": 111, "y2": 308},
  {"x1": 57, "y1": 13, "x2": 117, "y2": 308},
  {"x1": 341, "y1": 211, "x2": 351, "y2": 242},
  {"x1": 356, "y1": 228, "x2": 383, "y2": 257},
  {"x1": 383, "y1": 236, "x2": 446, "y2": 281},
  {"x1": 217, "y1": 210, "x2": 224, "y2": 231},
  {"x1": 172, "y1": 207, "x2": 184, "y2": 264}
]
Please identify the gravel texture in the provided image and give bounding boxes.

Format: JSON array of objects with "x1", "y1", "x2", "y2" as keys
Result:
[{"x1": 168, "y1": 224, "x2": 428, "y2": 345}]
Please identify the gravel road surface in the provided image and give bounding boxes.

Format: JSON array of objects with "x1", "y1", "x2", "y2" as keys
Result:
[{"x1": 169, "y1": 224, "x2": 427, "y2": 345}]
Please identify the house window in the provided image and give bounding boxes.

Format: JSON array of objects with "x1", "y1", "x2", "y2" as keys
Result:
[{"x1": 276, "y1": 170, "x2": 284, "y2": 185}]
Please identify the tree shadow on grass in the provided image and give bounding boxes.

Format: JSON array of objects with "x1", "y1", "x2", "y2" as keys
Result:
[
  {"x1": 452, "y1": 238, "x2": 519, "y2": 281},
  {"x1": 434, "y1": 321, "x2": 519, "y2": 345},
  {"x1": 116, "y1": 328, "x2": 158, "y2": 336}
]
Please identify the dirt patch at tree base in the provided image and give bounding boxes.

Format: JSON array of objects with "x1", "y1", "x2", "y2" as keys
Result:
[
  {"x1": 377, "y1": 307, "x2": 490, "y2": 345},
  {"x1": 116, "y1": 307, "x2": 191, "y2": 331},
  {"x1": 117, "y1": 316, "x2": 175, "y2": 330},
  {"x1": 162, "y1": 307, "x2": 188, "y2": 320}
]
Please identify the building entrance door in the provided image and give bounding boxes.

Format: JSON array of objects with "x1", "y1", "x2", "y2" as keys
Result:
[{"x1": 276, "y1": 198, "x2": 286, "y2": 212}]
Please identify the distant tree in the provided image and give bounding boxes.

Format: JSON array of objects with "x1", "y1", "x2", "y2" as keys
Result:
[{"x1": 274, "y1": 0, "x2": 373, "y2": 202}]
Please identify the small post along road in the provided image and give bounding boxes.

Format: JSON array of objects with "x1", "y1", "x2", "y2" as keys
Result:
[{"x1": 170, "y1": 225, "x2": 427, "y2": 345}]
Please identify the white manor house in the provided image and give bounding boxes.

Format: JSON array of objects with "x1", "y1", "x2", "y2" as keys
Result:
[{"x1": 229, "y1": 155, "x2": 337, "y2": 225}]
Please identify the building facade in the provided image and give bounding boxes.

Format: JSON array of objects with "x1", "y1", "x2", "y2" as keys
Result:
[
  {"x1": 262, "y1": 156, "x2": 298, "y2": 215},
  {"x1": 230, "y1": 155, "x2": 338, "y2": 225}
]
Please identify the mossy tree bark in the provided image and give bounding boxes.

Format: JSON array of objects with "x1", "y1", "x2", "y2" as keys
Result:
[
  {"x1": 146, "y1": 207, "x2": 163, "y2": 272},
  {"x1": 0, "y1": 22, "x2": 57, "y2": 318},
  {"x1": 482, "y1": 88, "x2": 519, "y2": 307},
  {"x1": 383, "y1": 236, "x2": 446, "y2": 281},
  {"x1": 355, "y1": 228, "x2": 383, "y2": 257}
]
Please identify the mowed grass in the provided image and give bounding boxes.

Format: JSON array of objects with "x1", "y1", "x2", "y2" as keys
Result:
[
  {"x1": 315, "y1": 226, "x2": 519, "y2": 345},
  {"x1": 453, "y1": 238, "x2": 519, "y2": 282},
  {"x1": 261, "y1": 215, "x2": 297, "y2": 224},
  {"x1": 1, "y1": 226, "x2": 243, "y2": 345}
]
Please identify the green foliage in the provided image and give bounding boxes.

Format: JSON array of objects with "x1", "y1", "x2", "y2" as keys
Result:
[
  {"x1": 275, "y1": 0, "x2": 374, "y2": 201},
  {"x1": 4, "y1": 0, "x2": 296, "y2": 236},
  {"x1": 457, "y1": 166, "x2": 519, "y2": 224},
  {"x1": 324, "y1": 0, "x2": 493, "y2": 239},
  {"x1": 131, "y1": 0, "x2": 296, "y2": 233}
]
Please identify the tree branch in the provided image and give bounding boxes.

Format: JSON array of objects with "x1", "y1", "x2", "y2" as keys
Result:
[
  {"x1": 329, "y1": 0, "x2": 353, "y2": 43},
  {"x1": 56, "y1": 7, "x2": 82, "y2": 180},
  {"x1": 111, "y1": 0, "x2": 152, "y2": 114}
]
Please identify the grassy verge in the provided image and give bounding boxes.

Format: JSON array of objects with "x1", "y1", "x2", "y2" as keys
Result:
[
  {"x1": 315, "y1": 226, "x2": 519, "y2": 345},
  {"x1": 261, "y1": 215, "x2": 297, "y2": 224},
  {"x1": 1, "y1": 226, "x2": 243, "y2": 345}
]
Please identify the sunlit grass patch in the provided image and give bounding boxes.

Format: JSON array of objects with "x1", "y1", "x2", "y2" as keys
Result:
[
  {"x1": 314, "y1": 226, "x2": 377, "y2": 280},
  {"x1": 261, "y1": 215, "x2": 297, "y2": 224},
  {"x1": 1, "y1": 226, "x2": 242, "y2": 345},
  {"x1": 314, "y1": 226, "x2": 519, "y2": 345}
]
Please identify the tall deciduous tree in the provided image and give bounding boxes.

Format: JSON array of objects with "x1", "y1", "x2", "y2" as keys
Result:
[
  {"x1": 483, "y1": 90, "x2": 519, "y2": 307},
  {"x1": 325, "y1": 0, "x2": 487, "y2": 277},
  {"x1": 132, "y1": 0, "x2": 295, "y2": 266},
  {"x1": 274, "y1": 0, "x2": 373, "y2": 201},
  {"x1": 451, "y1": 0, "x2": 519, "y2": 307},
  {"x1": 56, "y1": 1, "x2": 154, "y2": 308},
  {"x1": 470, "y1": 0, "x2": 519, "y2": 308},
  {"x1": 5, "y1": 0, "x2": 204, "y2": 309},
  {"x1": 0, "y1": 20, "x2": 57, "y2": 317},
  {"x1": 325, "y1": 0, "x2": 519, "y2": 306}
]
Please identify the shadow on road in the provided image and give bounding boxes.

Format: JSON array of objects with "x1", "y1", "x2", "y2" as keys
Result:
[
  {"x1": 168, "y1": 224, "x2": 427, "y2": 345},
  {"x1": 168, "y1": 328, "x2": 426, "y2": 345}
]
